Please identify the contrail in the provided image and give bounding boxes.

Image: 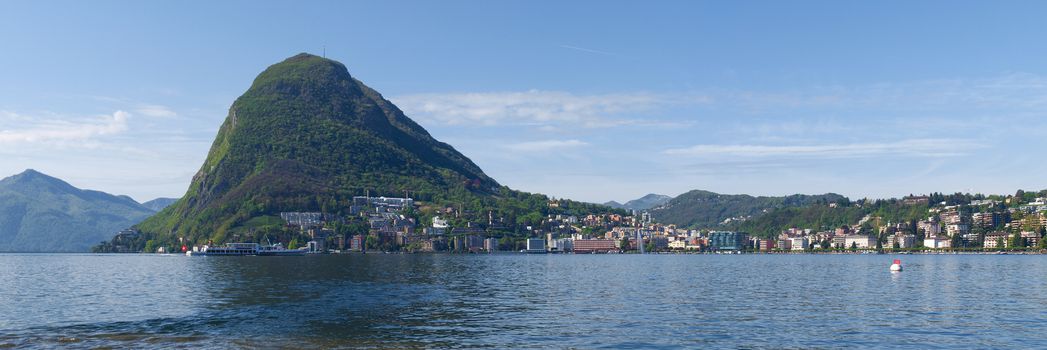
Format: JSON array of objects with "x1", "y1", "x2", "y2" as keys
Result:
[{"x1": 558, "y1": 44, "x2": 618, "y2": 56}]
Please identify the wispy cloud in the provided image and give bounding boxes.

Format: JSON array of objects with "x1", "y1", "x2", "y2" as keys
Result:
[
  {"x1": 393, "y1": 90, "x2": 694, "y2": 128},
  {"x1": 0, "y1": 110, "x2": 130, "y2": 144},
  {"x1": 135, "y1": 104, "x2": 177, "y2": 118},
  {"x1": 663, "y1": 139, "x2": 985, "y2": 158},
  {"x1": 504, "y1": 139, "x2": 590, "y2": 152}
]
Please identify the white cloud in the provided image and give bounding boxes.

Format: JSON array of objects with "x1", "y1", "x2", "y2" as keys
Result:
[
  {"x1": 0, "y1": 110, "x2": 130, "y2": 144},
  {"x1": 504, "y1": 139, "x2": 590, "y2": 152},
  {"x1": 392, "y1": 90, "x2": 684, "y2": 128},
  {"x1": 663, "y1": 139, "x2": 985, "y2": 158},
  {"x1": 135, "y1": 104, "x2": 177, "y2": 118}
]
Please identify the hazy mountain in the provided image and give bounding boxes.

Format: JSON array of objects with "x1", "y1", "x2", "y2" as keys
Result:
[
  {"x1": 649, "y1": 189, "x2": 847, "y2": 229},
  {"x1": 604, "y1": 193, "x2": 673, "y2": 211},
  {"x1": 0, "y1": 170, "x2": 154, "y2": 252},
  {"x1": 141, "y1": 197, "x2": 178, "y2": 212}
]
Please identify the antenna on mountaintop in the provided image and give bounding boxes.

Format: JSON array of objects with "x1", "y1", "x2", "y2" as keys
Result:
[{"x1": 323, "y1": 45, "x2": 326, "y2": 58}]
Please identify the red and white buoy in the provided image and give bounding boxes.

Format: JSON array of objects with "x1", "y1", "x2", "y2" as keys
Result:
[{"x1": 890, "y1": 259, "x2": 903, "y2": 272}]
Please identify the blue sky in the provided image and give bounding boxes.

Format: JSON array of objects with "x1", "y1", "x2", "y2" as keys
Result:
[{"x1": 2, "y1": 1, "x2": 1046, "y2": 203}]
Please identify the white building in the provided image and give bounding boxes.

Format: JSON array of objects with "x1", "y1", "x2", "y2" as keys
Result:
[
  {"x1": 924, "y1": 236, "x2": 951, "y2": 249},
  {"x1": 431, "y1": 216, "x2": 449, "y2": 235},
  {"x1": 669, "y1": 240, "x2": 687, "y2": 250},
  {"x1": 790, "y1": 237, "x2": 809, "y2": 251},
  {"x1": 844, "y1": 235, "x2": 876, "y2": 249}
]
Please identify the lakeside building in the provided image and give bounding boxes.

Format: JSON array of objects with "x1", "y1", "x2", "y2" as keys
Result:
[
  {"x1": 790, "y1": 237, "x2": 808, "y2": 251},
  {"x1": 549, "y1": 238, "x2": 573, "y2": 252},
  {"x1": 1021, "y1": 231, "x2": 1041, "y2": 246},
  {"x1": 844, "y1": 235, "x2": 876, "y2": 249},
  {"x1": 832, "y1": 235, "x2": 847, "y2": 249},
  {"x1": 484, "y1": 238, "x2": 498, "y2": 252},
  {"x1": 924, "y1": 236, "x2": 951, "y2": 249},
  {"x1": 984, "y1": 232, "x2": 1010, "y2": 249},
  {"x1": 886, "y1": 233, "x2": 916, "y2": 249},
  {"x1": 573, "y1": 239, "x2": 618, "y2": 253},
  {"x1": 525, "y1": 238, "x2": 546, "y2": 253},
  {"x1": 946, "y1": 223, "x2": 970, "y2": 237},
  {"x1": 708, "y1": 231, "x2": 748, "y2": 251}
]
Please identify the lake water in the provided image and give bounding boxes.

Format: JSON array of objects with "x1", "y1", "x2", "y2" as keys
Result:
[{"x1": 1, "y1": 253, "x2": 1045, "y2": 348}]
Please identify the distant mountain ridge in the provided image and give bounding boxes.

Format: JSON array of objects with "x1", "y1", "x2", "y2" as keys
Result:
[
  {"x1": 604, "y1": 193, "x2": 673, "y2": 211},
  {"x1": 141, "y1": 197, "x2": 179, "y2": 212},
  {"x1": 0, "y1": 170, "x2": 155, "y2": 252},
  {"x1": 649, "y1": 189, "x2": 847, "y2": 229}
]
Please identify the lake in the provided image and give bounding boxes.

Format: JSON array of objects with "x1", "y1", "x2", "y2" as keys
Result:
[{"x1": 1, "y1": 253, "x2": 1045, "y2": 348}]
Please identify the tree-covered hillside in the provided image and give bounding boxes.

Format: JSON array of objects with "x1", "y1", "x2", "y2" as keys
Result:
[
  {"x1": 650, "y1": 189, "x2": 847, "y2": 228},
  {"x1": 0, "y1": 170, "x2": 154, "y2": 252},
  {"x1": 128, "y1": 53, "x2": 619, "y2": 250}
]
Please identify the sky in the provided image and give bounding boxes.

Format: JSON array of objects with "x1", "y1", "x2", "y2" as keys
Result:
[{"x1": 2, "y1": 1, "x2": 1047, "y2": 204}]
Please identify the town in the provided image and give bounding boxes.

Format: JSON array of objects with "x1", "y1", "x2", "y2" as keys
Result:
[{"x1": 111, "y1": 191, "x2": 1047, "y2": 255}]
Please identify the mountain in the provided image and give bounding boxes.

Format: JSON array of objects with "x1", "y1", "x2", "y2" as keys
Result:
[
  {"x1": 604, "y1": 193, "x2": 673, "y2": 211},
  {"x1": 0, "y1": 170, "x2": 155, "y2": 252},
  {"x1": 132, "y1": 53, "x2": 614, "y2": 248},
  {"x1": 649, "y1": 189, "x2": 847, "y2": 229},
  {"x1": 141, "y1": 197, "x2": 178, "y2": 212}
]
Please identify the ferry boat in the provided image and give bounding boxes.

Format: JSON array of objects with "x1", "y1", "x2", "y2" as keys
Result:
[{"x1": 186, "y1": 242, "x2": 308, "y2": 256}]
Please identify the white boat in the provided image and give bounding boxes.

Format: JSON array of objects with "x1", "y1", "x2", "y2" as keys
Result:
[{"x1": 186, "y1": 242, "x2": 307, "y2": 256}]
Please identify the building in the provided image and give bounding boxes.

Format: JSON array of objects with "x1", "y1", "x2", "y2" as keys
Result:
[
  {"x1": 465, "y1": 235, "x2": 485, "y2": 252},
  {"x1": 886, "y1": 234, "x2": 915, "y2": 249},
  {"x1": 844, "y1": 235, "x2": 876, "y2": 249},
  {"x1": 280, "y1": 212, "x2": 323, "y2": 228},
  {"x1": 525, "y1": 238, "x2": 546, "y2": 253},
  {"x1": 549, "y1": 238, "x2": 573, "y2": 252},
  {"x1": 573, "y1": 239, "x2": 618, "y2": 253},
  {"x1": 903, "y1": 195, "x2": 930, "y2": 205},
  {"x1": 353, "y1": 196, "x2": 414, "y2": 211},
  {"x1": 984, "y1": 232, "x2": 1010, "y2": 249},
  {"x1": 350, "y1": 235, "x2": 364, "y2": 251},
  {"x1": 756, "y1": 238, "x2": 775, "y2": 252},
  {"x1": 484, "y1": 238, "x2": 499, "y2": 252},
  {"x1": 1021, "y1": 231, "x2": 1040, "y2": 247},
  {"x1": 946, "y1": 223, "x2": 970, "y2": 237},
  {"x1": 668, "y1": 240, "x2": 687, "y2": 250},
  {"x1": 790, "y1": 237, "x2": 809, "y2": 251},
  {"x1": 431, "y1": 216, "x2": 449, "y2": 235},
  {"x1": 708, "y1": 231, "x2": 748, "y2": 251},
  {"x1": 832, "y1": 235, "x2": 847, "y2": 249},
  {"x1": 924, "y1": 236, "x2": 951, "y2": 249},
  {"x1": 919, "y1": 220, "x2": 942, "y2": 236}
]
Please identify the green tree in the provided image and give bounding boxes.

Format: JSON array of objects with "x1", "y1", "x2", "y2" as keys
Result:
[
  {"x1": 620, "y1": 237, "x2": 630, "y2": 252},
  {"x1": 143, "y1": 239, "x2": 157, "y2": 253},
  {"x1": 288, "y1": 238, "x2": 300, "y2": 249},
  {"x1": 850, "y1": 241, "x2": 858, "y2": 251},
  {"x1": 1009, "y1": 232, "x2": 1025, "y2": 249}
]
